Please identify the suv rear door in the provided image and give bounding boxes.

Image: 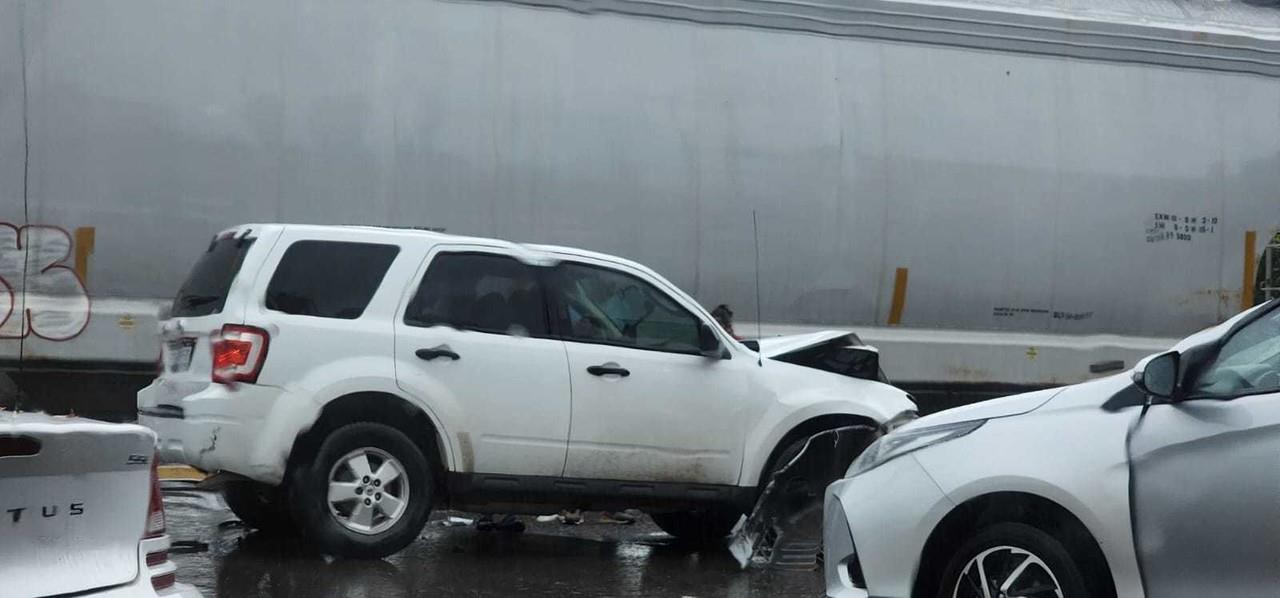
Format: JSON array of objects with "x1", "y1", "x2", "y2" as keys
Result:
[
  {"x1": 394, "y1": 246, "x2": 571, "y2": 477},
  {"x1": 245, "y1": 228, "x2": 410, "y2": 391}
]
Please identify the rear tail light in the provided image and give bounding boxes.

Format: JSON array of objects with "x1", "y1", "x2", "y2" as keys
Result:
[
  {"x1": 144, "y1": 454, "x2": 175, "y2": 591},
  {"x1": 212, "y1": 324, "x2": 270, "y2": 384},
  {"x1": 151, "y1": 572, "x2": 176, "y2": 591},
  {"x1": 145, "y1": 457, "x2": 166, "y2": 539}
]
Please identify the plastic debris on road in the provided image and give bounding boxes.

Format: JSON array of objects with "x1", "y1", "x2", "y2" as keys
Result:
[
  {"x1": 728, "y1": 425, "x2": 878, "y2": 570},
  {"x1": 435, "y1": 516, "x2": 475, "y2": 528}
]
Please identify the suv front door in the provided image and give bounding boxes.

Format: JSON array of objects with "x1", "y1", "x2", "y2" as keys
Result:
[
  {"x1": 1129, "y1": 301, "x2": 1280, "y2": 597},
  {"x1": 546, "y1": 259, "x2": 750, "y2": 485},
  {"x1": 394, "y1": 248, "x2": 571, "y2": 477}
]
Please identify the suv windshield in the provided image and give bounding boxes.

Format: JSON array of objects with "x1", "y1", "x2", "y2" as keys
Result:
[{"x1": 171, "y1": 235, "x2": 255, "y2": 317}]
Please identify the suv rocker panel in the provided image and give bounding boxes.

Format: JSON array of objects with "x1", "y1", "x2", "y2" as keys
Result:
[{"x1": 446, "y1": 472, "x2": 756, "y2": 514}]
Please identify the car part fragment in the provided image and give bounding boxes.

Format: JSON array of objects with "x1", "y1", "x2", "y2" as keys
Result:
[{"x1": 729, "y1": 424, "x2": 878, "y2": 570}]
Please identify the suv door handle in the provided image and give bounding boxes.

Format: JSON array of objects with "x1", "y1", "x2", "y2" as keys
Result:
[
  {"x1": 416, "y1": 346, "x2": 460, "y2": 361},
  {"x1": 587, "y1": 364, "x2": 630, "y2": 377}
]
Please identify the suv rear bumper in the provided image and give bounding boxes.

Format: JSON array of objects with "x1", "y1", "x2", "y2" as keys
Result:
[{"x1": 138, "y1": 380, "x2": 297, "y2": 485}]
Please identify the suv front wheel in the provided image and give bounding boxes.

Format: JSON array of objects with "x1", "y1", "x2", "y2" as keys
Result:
[
  {"x1": 650, "y1": 509, "x2": 742, "y2": 545},
  {"x1": 290, "y1": 422, "x2": 434, "y2": 558}
]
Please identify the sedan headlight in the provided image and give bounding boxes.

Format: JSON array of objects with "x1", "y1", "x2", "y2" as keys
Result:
[{"x1": 848, "y1": 419, "x2": 986, "y2": 477}]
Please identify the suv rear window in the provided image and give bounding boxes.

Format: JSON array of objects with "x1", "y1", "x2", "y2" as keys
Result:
[
  {"x1": 265, "y1": 241, "x2": 399, "y2": 319},
  {"x1": 171, "y1": 235, "x2": 256, "y2": 317}
]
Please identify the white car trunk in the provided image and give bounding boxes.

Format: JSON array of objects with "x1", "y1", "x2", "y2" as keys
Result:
[{"x1": 0, "y1": 413, "x2": 156, "y2": 597}]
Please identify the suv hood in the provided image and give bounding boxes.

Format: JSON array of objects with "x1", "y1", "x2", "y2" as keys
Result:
[
  {"x1": 754, "y1": 330, "x2": 889, "y2": 384},
  {"x1": 757, "y1": 330, "x2": 857, "y2": 358}
]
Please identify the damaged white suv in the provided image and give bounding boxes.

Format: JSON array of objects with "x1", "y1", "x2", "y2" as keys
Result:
[{"x1": 138, "y1": 224, "x2": 914, "y2": 558}]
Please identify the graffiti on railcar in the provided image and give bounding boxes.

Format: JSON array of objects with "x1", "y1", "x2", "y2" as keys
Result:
[{"x1": 0, "y1": 224, "x2": 91, "y2": 341}]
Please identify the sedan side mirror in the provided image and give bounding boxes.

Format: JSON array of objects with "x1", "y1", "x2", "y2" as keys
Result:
[
  {"x1": 698, "y1": 323, "x2": 726, "y2": 359},
  {"x1": 1133, "y1": 351, "x2": 1180, "y2": 400}
]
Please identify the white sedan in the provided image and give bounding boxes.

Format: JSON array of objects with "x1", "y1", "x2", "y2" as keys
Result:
[
  {"x1": 1, "y1": 412, "x2": 200, "y2": 598},
  {"x1": 824, "y1": 298, "x2": 1280, "y2": 598}
]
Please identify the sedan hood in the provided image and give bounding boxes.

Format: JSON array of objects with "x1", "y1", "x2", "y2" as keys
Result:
[{"x1": 899, "y1": 386, "x2": 1065, "y2": 431}]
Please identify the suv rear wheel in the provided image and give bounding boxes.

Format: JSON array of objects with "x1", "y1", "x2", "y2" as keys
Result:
[
  {"x1": 222, "y1": 480, "x2": 295, "y2": 534},
  {"x1": 290, "y1": 422, "x2": 433, "y2": 558}
]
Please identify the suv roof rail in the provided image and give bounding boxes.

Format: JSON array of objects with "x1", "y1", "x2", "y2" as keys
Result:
[{"x1": 339, "y1": 224, "x2": 448, "y2": 233}]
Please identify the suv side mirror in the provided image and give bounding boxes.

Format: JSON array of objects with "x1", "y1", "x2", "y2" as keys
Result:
[
  {"x1": 1133, "y1": 351, "x2": 1179, "y2": 400},
  {"x1": 698, "y1": 323, "x2": 725, "y2": 359}
]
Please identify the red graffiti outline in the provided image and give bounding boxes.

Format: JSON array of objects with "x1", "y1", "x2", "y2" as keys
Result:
[
  {"x1": 0, "y1": 223, "x2": 92, "y2": 342},
  {"x1": 0, "y1": 274, "x2": 12, "y2": 332}
]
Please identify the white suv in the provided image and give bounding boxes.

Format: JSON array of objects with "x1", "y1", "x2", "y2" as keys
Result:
[{"x1": 137, "y1": 224, "x2": 914, "y2": 558}]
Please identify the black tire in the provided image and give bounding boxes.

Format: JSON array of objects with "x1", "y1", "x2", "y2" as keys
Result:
[
  {"x1": 938, "y1": 522, "x2": 1091, "y2": 598},
  {"x1": 650, "y1": 509, "x2": 742, "y2": 545},
  {"x1": 759, "y1": 437, "x2": 809, "y2": 497},
  {"x1": 222, "y1": 480, "x2": 296, "y2": 534},
  {"x1": 289, "y1": 422, "x2": 433, "y2": 559},
  {"x1": 758, "y1": 426, "x2": 876, "y2": 500}
]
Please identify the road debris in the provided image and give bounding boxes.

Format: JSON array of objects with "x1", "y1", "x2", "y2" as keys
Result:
[
  {"x1": 435, "y1": 516, "x2": 475, "y2": 528},
  {"x1": 476, "y1": 514, "x2": 526, "y2": 533},
  {"x1": 728, "y1": 425, "x2": 877, "y2": 570}
]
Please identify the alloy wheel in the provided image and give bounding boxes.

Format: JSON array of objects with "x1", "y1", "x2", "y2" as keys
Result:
[
  {"x1": 326, "y1": 447, "x2": 410, "y2": 535},
  {"x1": 952, "y1": 545, "x2": 1065, "y2": 598}
]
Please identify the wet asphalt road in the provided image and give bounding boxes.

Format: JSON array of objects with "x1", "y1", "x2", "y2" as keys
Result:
[{"x1": 163, "y1": 484, "x2": 823, "y2": 597}]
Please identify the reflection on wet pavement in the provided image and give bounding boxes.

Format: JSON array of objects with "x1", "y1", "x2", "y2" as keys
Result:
[{"x1": 163, "y1": 483, "x2": 822, "y2": 597}]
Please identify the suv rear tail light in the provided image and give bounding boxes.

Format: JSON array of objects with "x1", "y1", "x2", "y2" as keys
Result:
[
  {"x1": 144, "y1": 455, "x2": 175, "y2": 591},
  {"x1": 212, "y1": 324, "x2": 270, "y2": 384}
]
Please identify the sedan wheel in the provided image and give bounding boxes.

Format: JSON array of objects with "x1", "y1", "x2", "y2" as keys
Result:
[
  {"x1": 952, "y1": 545, "x2": 1064, "y2": 598},
  {"x1": 939, "y1": 523, "x2": 1090, "y2": 598}
]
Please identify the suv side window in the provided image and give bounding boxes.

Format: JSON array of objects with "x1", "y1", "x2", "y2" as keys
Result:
[
  {"x1": 264, "y1": 240, "x2": 399, "y2": 319},
  {"x1": 404, "y1": 252, "x2": 549, "y2": 337},
  {"x1": 1190, "y1": 306, "x2": 1280, "y2": 398},
  {"x1": 547, "y1": 263, "x2": 701, "y2": 354}
]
